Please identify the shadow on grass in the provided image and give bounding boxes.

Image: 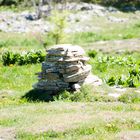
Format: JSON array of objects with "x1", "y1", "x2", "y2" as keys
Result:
[{"x1": 22, "y1": 89, "x2": 56, "y2": 102}]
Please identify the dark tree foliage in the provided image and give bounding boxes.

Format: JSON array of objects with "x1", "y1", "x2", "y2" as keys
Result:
[
  {"x1": 82, "y1": 0, "x2": 140, "y2": 8},
  {"x1": 0, "y1": 0, "x2": 140, "y2": 9},
  {"x1": 0, "y1": 0, "x2": 21, "y2": 5}
]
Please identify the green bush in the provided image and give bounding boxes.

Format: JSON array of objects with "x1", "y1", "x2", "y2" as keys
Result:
[
  {"x1": 90, "y1": 54, "x2": 140, "y2": 88},
  {"x1": 2, "y1": 50, "x2": 45, "y2": 66},
  {"x1": 0, "y1": 0, "x2": 22, "y2": 5},
  {"x1": 106, "y1": 76, "x2": 116, "y2": 86},
  {"x1": 2, "y1": 51, "x2": 20, "y2": 66},
  {"x1": 106, "y1": 73, "x2": 140, "y2": 88},
  {"x1": 88, "y1": 50, "x2": 97, "y2": 58},
  {"x1": 1, "y1": 0, "x2": 139, "y2": 9},
  {"x1": 81, "y1": 0, "x2": 140, "y2": 9}
]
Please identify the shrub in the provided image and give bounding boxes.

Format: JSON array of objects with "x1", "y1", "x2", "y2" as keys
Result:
[
  {"x1": 0, "y1": 0, "x2": 22, "y2": 5},
  {"x1": 81, "y1": 0, "x2": 140, "y2": 9},
  {"x1": 2, "y1": 50, "x2": 45, "y2": 66},
  {"x1": 106, "y1": 76, "x2": 116, "y2": 86},
  {"x1": 2, "y1": 51, "x2": 20, "y2": 66},
  {"x1": 1, "y1": 0, "x2": 140, "y2": 9},
  {"x1": 90, "y1": 54, "x2": 140, "y2": 88},
  {"x1": 88, "y1": 50, "x2": 97, "y2": 58},
  {"x1": 106, "y1": 74, "x2": 140, "y2": 88}
]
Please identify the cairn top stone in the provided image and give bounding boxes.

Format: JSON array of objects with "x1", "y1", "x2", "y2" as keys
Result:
[{"x1": 47, "y1": 44, "x2": 85, "y2": 56}]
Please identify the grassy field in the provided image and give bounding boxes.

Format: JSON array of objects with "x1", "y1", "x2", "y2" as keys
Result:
[
  {"x1": 0, "y1": 10, "x2": 140, "y2": 140},
  {"x1": 0, "y1": 102, "x2": 140, "y2": 140},
  {"x1": 0, "y1": 11, "x2": 140, "y2": 52}
]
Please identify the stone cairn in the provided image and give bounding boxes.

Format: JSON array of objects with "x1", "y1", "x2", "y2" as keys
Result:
[{"x1": 33, "y1": 44, "x2": 102, "y2": 93}]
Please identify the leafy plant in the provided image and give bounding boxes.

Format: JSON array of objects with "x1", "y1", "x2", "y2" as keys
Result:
[
  {"x1": 2, "y1": 51, "x2": 45, "y2": 66},
  {"x1": 89, "y1": 53, "x2": 140, "y2": 88},
  {"x1": 106, "y1": 76, "x2": 116, "y2": 86},
  {"x1": 88, "y1": 50, "x2": 97, "y2": 58},
  {"x1": 2, "y1": 51, "x2": 20, "y2": 66}
]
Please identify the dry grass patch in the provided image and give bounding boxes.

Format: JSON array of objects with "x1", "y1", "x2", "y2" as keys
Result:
[
  {"x1": 117, "y1": 130, "x2": 140, "y2": 140},
  {"x1": 84, "y1": 38, "x2": 140, "y2": 53}
]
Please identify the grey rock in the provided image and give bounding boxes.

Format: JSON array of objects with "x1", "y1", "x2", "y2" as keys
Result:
[
  {"x1": 65, "y1": 65, "x2": 81, "y2": 73},
  {"x1": 81, "y1": 74, "x2": 102, "y2": 86},
  {"x1": 46, "y1": 67, "x2": 59, "y2": 73},
  {"x1": 62, "y1": 65, "x2": 91, "y2": 82},
  {"x1": 48, "y1": 44, "x2": 85, "y2": 56},
  {"x1": 25, "y1": 14, "x2": 37, "y2": 20},
  {"x1": 107, "y1": 16, "x2": 128, "y2": 23},
  {"x1": 0, "y1": 2, "x2": 121, "y2": 34},
  {"x1": 72, "y1": 84, "x2": 81, "y2": 91},
  {"x1": 107, "y1": 7, "x2": 118, "y2": 13},
  {"x1": 56, "y1": 81, "x2": 69, "y2": 88},
  {"x1": 46, "y1": 73, "x2": 60, "y2": 80},
  {"x1": 33, "y1": 44, "x2": 102, "y2": 92},
  {"x1": 123, "y1": 6, "x2": 137, "y2": 12}
]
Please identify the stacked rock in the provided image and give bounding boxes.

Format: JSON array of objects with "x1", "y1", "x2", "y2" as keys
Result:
[{"x1": 33, "y1": 44, "x2": 102, "y2": 93}]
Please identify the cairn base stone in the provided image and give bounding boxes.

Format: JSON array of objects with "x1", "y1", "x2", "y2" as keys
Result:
[{"x1": 33, "y1": 44, "x2": 102, "y2": 92}]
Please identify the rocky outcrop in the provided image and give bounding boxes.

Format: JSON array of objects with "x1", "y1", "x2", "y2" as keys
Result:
[
  {"x1": 0, "y1": 3, "x2": 124, "y2": 33},
  {"x1": 33, "y1": 44, "x2": 102, "y2": 93}
]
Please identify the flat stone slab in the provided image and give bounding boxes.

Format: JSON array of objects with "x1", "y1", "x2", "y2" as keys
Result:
[{"x1": 47, "y1": 44, "x2": 85, "y2": 56}]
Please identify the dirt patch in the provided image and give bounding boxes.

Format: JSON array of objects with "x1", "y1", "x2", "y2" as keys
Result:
[
  {"x1": 25, "y1": 112, "x2": 93, "y2": 133},
  {"x1": 117, "y1": 130, "x2": 140, "y2": 140},
  {"x1": 0, "y1": 90, "x2": 15, "y2": 97},
  {"x1": 85, "y1": 39, "x2": 140, "y2": 53},
  {"x1": 0, "y1": 127, "x2": 16, "y2": 140}
]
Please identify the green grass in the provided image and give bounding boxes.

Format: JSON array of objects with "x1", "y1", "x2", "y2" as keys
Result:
[
  {"x1": 0, "y1": 102, "x2": 140, "y2": 140},
  {"x1": 89, "y1": 52, "x2": 140, "y2": 87},
  {"x1": 0, "y1": 10, "x2": 140, "y2": 140},
  {"x1": 0, "y1": 64, "x2": 40, "y2": 91},
  {"x1": 0, "y1": 32, "x2": 46, "y2": 53},
  {"x1": 0, "y1": 117, "x2": 20, "y2": 127},
  {"x1": 0, "y1": 19, "x2": 140, "y2": 52},
  {"x1": 0, "y1": 60, "x2": 139, "y2": 139},
  {"x1": 69, "y1": 21, "x2": 140, "y2": 45}
]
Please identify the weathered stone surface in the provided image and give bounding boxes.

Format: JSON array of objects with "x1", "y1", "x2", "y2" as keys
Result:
[
  {"x1": 63, "y1": 65, "x2": 91, "y2": 82},
  {"x1": 46, "y1": 67, "x2": 59, "y2": 73},
  {"x1": 81, "y1": 74, "x2": 102, "y2": 86},
  {"x1": 2, "y1": 3, "x2": 138, "y2": 34},
  {"x1": 42, "y1": 62, "x2": 57, "y2": 71},
  {"x1": 65, "y1": 65, "x2": 81, "y2": 73},
  {"x1": 72, "y1": 84, "x2": 81, "y2": 91},
  {"x1": 47, "y1": 44, "x2": 85, "y2": 56},
  {"x1": 33, "y1": 44, "x2": 102, "y2": 92},
  {"x1": 46, "y1": 73, "x2": 60, "y2": 80}
]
